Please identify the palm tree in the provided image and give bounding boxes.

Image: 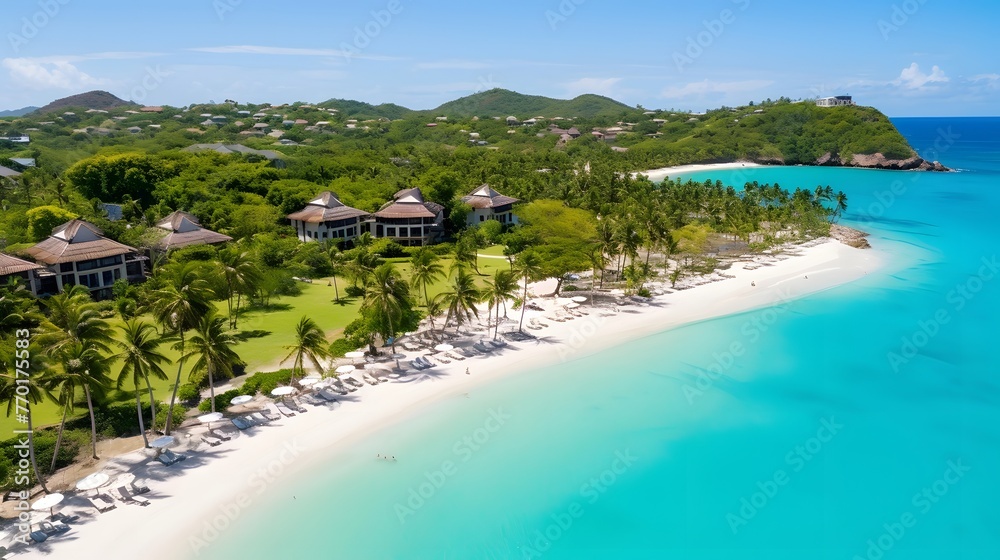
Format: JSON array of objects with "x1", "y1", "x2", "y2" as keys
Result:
[
  {"x1": 424, "y1": 296, "x2": 445, "y2": 340},
  {"x1": 218, "y1": 249, "x2": 261, "y2": 329},
  {"x1": 483, "y1": 269, "x2": 518, "y2": 338},
  {"x1": 54, "y1": 342, "x2": 112, "y2": 459},
  {"x1": 453, "y1": 231, "x2": 481, "y2": 274},
  {"x1": 150, "y1": 262, "x2": 213, "y2": 435},
  {"x1": 0, "y1": 351, "x2": 50, "y2": 493},
  {"x1": 409, "y1": 247, "x2": 444, "y2": 307},
  {"x1": 513, "y1": 252, "x2": 544, "y2": 332},
  {"x1": 184, "y1": 310, "x2": 241, "y2": 413},
  {"x1": 832, "y1": 192, "x2": 848, "y2": 222},
  {"x1": 362, "y1": 264, "x2": 410, "y2": 356},
  {"x1": 440, "y1": 267, "x2": 481, "y2": 334},
  {"x1": 324, "y1": 242, "x2": 345, "y2": 303},
  {"x1": 38, "y1": 285, "x2": 113, "y2": 356},
  {"x1": 115, "y1": 320, "x2": 170, "y2": 447},
  {"x1": 282, "y1": 317, "x2": 331, "y2": 383}
]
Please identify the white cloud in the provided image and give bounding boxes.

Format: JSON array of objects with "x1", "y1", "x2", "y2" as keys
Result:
[
  {"x1": 893, "y1": 63, "x2": 948, "y2": 90},
  {"x1": 566, "y1": 77, "x2": 622, "y2": 97},
  {"x1": 415, "y1": 60, "x2": 489, "y2": 70},
  {"x1": 661, "y1": 79, "x2": 773, "y2": 98},
  {"x1": 970, "y1": 73, "x2": 999, "y2": 87},
  {"x1": 1, "y1": 58, "x2": 109, "y2": 90},
  {"x1": 190, "y1": 45, "x2": 401, "y2": 61},
  {"x1": 21, "y1": 51, "x2": 164, "y2": 64}
]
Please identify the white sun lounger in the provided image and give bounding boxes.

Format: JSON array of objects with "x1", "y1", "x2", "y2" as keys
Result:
[
  {"x1": 117, "y1": 486, "x2": 150, "y2": 506},
  {"x1": 273, "y1": 401, "x2": 296, "y2": 417},
  {"x1": 201, "y1": 435, "x2": 223, "y2": 447},
  {"x1": 89, "y1": 496, "x2": 115, "y2": 513}
]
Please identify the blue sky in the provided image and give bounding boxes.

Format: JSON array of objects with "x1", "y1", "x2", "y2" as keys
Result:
[{"x1": 1, "y1": 0, "x2": 996, "y2": 116}]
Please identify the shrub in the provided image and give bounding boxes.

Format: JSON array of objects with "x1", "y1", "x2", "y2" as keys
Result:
[
  {"x1": 66, "y1": 402, "x2": 150, "y2": 438},
  {"x1": 156, "y1": 404, "x2": 187, "y2": 429},
  {"x1": 177, "y1": 383, "x2": 201, "y2": 403},
  {"x1": 561, "y1": 285, "x2": 578, "y2": 292},
  {"x1": 198, "y1": 389, "x2": 240, "y2": 412},
  {"x1": 239, "y1": 369, "x2": 295, "y2": 396},
  {"x1": 369, "y1": 238, "x2": 406, "y2": 258},
  {"x1": 328, "y1": 338, "x2": 356, "y2": 358},
  {"x1": 636, "y1": 287, "x2": 652, "y2": 298}
]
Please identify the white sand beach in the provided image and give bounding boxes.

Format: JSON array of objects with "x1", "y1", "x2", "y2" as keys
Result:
[
  {"x1": 636, "y1": 161, "x2": 763, "y2": 183},
  {"x1": 17, "y1": 238, "x2": 882, "y2": 560}
]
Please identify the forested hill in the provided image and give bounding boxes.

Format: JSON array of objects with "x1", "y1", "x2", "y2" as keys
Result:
[
  {"x1": 433, "y1": 89, "x2": 633, "y2": 118},
  {"x1": 31, "y1": 90, "x2": 137, "y2": 116}
]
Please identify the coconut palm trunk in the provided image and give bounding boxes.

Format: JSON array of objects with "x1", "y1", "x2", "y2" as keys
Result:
[
  {"x1": 134, "y1": 387, "x2": 148, "y2": 447},
  {"x1": 26, "y1": 409, "x2": 49, "y2": 493},
  {"x1": 49, "y1": 404, "x2": 68, "y2": 473},
  {"x1": 165, "y1": 330, "x2": 185, "y2": 435},
  {"x1": 84, "y1": 384, "x2": 99, "y2": 459}
]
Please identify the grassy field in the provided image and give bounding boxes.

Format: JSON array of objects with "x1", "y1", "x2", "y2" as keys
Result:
[{"x1": 2, "y1": 250, "x2": 513, "y2": 434}]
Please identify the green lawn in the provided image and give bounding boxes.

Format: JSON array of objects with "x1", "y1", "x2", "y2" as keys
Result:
[{"x1": 2, "y1": 249, "x2": 512, "y2": 434}]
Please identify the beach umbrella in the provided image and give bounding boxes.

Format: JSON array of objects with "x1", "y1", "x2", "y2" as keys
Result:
[
  {"x1": 571, "y1": 296, "x2": 587, "y2": 303},
  {"x1": 335, "y1": 365, "x2": 356, "y2": 375},
  {"x1": 198, "y1": 412, "x2": 224, "y2": 429},
  {"x1": 298, "y1": 377, "x2": 319, "y2": 387},
  {"x1": 149, "y1": 435, "x2": 175, "y2": 449},
  {"x1": 230, "y1": 395, "x2": 253, "y2": 406},
  {"x1": 270, "y1": 386, "x2": 295, "y2": 397},
  {"x1": 75, "y1": 472, "x2": 109, "y2": 494},
  {"x1": 31, "y1": 493, "x2": 64, "y2": 517},
  {"x1": 565, "y1": 302, "x2": 580, "y2": 309},
  {"x1": 434, "y1": 343, "x2": 454, "y2": 352},
  {"x1": 344, "y1": 351, "x2": 366, "y2": 359}
]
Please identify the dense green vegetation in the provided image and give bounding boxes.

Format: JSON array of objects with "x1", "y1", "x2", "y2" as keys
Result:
[
  {"x1": 432, "y1": 89, "x2": 633, "y2": 118},
  {"x1": 0, "y1": 89, "x2": 899, "y2": 491}
]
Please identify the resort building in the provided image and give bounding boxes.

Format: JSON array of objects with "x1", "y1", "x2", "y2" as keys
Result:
[
  {"x1": 0, "y1": 253, "x2": 42, "y2": 295},
  {"x1": 287, "y1": 191, "x2": 369, "y2": 244},
  {"x1": 151, "y1": 211, "x2": 233, "y2": 254},
  {"x1": 460, "y1": 184, "x2": 519, "y2": 226},
  {"x1": 816, "y1": 96, "x2": 854, "y2": 107},
  {"x1": 25, "y1": 219, "x2": 147, "y2": 299},
  {"x1": 368, "y1": 188, "x2": 444, "y2": 247}
]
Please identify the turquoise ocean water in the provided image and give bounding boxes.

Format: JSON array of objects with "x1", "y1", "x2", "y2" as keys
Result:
[{"x1": 206, "y1": 117, "x2": 999, "y2": 559}]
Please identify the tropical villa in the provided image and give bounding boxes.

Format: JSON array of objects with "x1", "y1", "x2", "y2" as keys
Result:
[
  {"x1": 287, "y1": 191, "x2": 369, "y2": 243},
  {"x1": 0, "y1": 252, "x2": 42, "y2": 295},
  {"x1": 460, "y1": 184, "x2": 520, "y2": 226},
  {"x1": 816, "y1": 95, "x2": 854, "y2": 107},
  {"x1": 24, "y1": 219, "x2": 147, "y2": 299},
  {"x1": 369, "y1": 188, "x2": 445, "y2": 247},
  {"x1": 150, "y1": 210, "x2": 233, "y2": 254}
]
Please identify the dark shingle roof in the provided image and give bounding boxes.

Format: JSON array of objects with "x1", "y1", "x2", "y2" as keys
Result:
[
  {"x1": 151, "y1": 211, "x2": 232, "y2": 250},
  {"x1": 460, "y1": 184, "x2": 519, "y2": 209},
  {"x1": 0, "y1": 253, "x2": 42, "y2": 276},
  {"x1": 286, "y1": 191, "x2": 370, "y2": 223},
  {"x1": 25, "y1": 220, "x2": 137, "y2": 265}
]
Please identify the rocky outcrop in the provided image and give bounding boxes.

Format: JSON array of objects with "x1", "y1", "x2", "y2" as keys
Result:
[
  {"x1": 816, "y1": 152, "x2": 949, "y2": 171},
  {"x1": 830, "y1": 224, "x2": 871, "y2": 249}
]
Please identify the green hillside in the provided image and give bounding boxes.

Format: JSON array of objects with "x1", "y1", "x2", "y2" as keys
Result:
[
  {"x1": 432, "y1": 89, "x2": 633, "y2": 118},
  {"x1": 318, "y1": 98, "x2": 413, "y2": 120}
]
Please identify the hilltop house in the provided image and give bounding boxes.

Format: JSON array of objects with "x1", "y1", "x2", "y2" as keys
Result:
[
  {"x1": 151, "y1": 211, "x2": 232, "y2": 254},
  {"x1": 183, "y1": 143, "x2": 286, "y2": 168},
  {"x1": 25, "y1": 219, "x2": 147, "y2": 299},
  {"x1": 287, "y1": 191, "x2": 369, "y2": 243},
  {"x1": 369, "y1": 188, "x2": 444, "y2": 247},
  {"x1": 816, "y1": 96, "x2": 854, "y2": 107},
  {"x1": 460, "y1": 184, "x2": 519, "y2": 226},
  {"x1": 0, "y1": 166, "x2": 21, "y2": 178},
  {"x1": 0, "y1": 253, "x2": 42, "y2": 295}
]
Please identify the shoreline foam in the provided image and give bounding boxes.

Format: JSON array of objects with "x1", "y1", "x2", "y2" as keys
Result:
[{"x1": 18, "y1": 238, "x2": 883, "y2": 560}]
